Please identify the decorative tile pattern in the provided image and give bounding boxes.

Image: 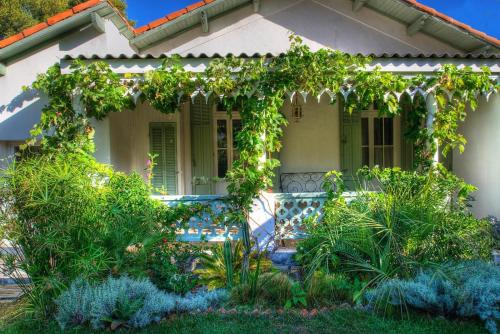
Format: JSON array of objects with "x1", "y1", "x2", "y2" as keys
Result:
[
  {"x1": 274, "y1": 193, "x2": 328, "y2": 240},
  {"x1": 155, "y1": 195, "x2": 241, "y2": 242},
  {"x1": 156, "y1": 192, "x2": 358, "y2": 242},
  {"x1": 274, "y1": 192, "x2": 358, "y2": 240}
]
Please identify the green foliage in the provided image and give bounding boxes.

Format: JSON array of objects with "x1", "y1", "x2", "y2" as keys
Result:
[
  {"x1": 194, "y1": 240, "x2": 272, "y2": 290},
  {"x1": 55, "y1": 276, "x2": 228, "y2": 331},
  {"x1": 27, "y1": 37, "x2": 498, "y2": 218},
  {"x1": 147, "y1": 241, "x2": 201, "y2": 295},
  {"x1": 175, "y1": 288, "x2": 229, "y2": 313},
  {"x1": 0, "y1": 152, "x2": 195, "y2": 316},
  {"x1": 24, "y1": 36, "x2": 498, "y2": 300},
  {"x1": 55, "y1": 276, "x2": 177, "y2": 330},
  {"x1": 29, "y1": 61, "x2": 132, "y2": 153},
  {"x1": 223, "y1": 238, "x2": 234, "y2": 289},
  {"x1": 296, "y1": 167, "x2": 493, "y2": 299},
  {"x1": 284, "y1": 282, "x2": 307, "y2": 310},
  {"x1": 306, "y1": 271, "x2": 357, "y2": 306},
  {"x1": 230, "y1": 272, "x2": 293, "y2": 307},
  {"x1": 365, "y1": 261, "x2": 500, "y2": 334},
  {"x1": 4, "y1": 307, "x2": 491, "y2": 334}
]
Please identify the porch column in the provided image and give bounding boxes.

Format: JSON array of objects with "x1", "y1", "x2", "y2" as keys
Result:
[
  {"x1": 72, "y1": 92, "x2": 112, "y2": 164},
  {"x1": 425, "y1": 93, "x2": 439, "y2": 164},
  {"x1": 91, "y1": 117, "x2": 112, "y2": 164},
  {"x1": 249, "y1": 131, "x2": 278, "y2": 250}
]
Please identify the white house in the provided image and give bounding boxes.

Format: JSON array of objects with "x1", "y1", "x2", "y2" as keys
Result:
[{"x1": 0, "y1": 0, "x2": 499, "y2": 242}]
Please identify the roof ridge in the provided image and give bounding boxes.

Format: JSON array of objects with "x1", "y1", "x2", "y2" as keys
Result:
[
  {"x1": 0, "y1": 0, "x2": 106, "y2": 49},
  {"x1": 0, "y1": 0, "x2": 498, "y2": 51},
  {"x1": 133, "y1": 0, "x2": 215, "y2": 35},
  {"x1": 402, "y1": 0, "x2": 500, "y2": 48}
]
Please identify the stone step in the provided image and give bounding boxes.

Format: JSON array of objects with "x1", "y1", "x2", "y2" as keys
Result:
[
  {"x1": 270, "y1": 247, "x2": 298, "y2": 269},
  {"x1": 0, "y1": 285, "x2": 22, "y2": 303}
]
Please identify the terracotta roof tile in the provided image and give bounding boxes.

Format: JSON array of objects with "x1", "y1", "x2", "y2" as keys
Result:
[
  {"x1": 22, "y1": 22, "x2": 49, "y2": 37},
  {"x1": 73, "y1": 0, "x2": 101, "y2": 13},
  {"x1": 134, "y1": 25, "x2": 150, "y2": 34},
  {"x1": 47, "y1": 9, "x2": 74, "y2": 26},
  {"x1": 0, "y1": 33, "x2": 24, "y2": 48},
  {"x1": 402, "y1": 0, "x2": 500, "y2": 47},
  {"x1": 186, "y1": 1, "x2": 206, "y2": 12},
  {"x1": 0, "y1": 0, "x2": 103, "y2": 49},
  {"x1": 167, "y1": 8, "x2": 188, "y2": 21},
  {"x1": 148, "y1": 17, "x2": 170, "y2": 30},
  {"x1": 1, "y1": 0, "x2": 499, "y2": 51}
]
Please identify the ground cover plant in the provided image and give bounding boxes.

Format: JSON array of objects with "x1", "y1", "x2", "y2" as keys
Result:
[
  {"x1": 55, "y1": 276, "x2": 228, "y2": 330},
  {"x1": 366, "y1": 261, "x2": 500, "y2": 334},
  {"x1": 0, "y1": 307, "x2": 490, "y2": 334}
]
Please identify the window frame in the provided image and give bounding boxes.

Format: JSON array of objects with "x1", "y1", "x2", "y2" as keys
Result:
[
  {"x1": 360, "y1": 105, "x2": 400, "y2": 168},
  {"x1": 212, "y1": 108, "x2": 241, "y2": 179}
]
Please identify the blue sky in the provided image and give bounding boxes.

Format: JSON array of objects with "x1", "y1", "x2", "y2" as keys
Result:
[{"x1": 126, "y1": 0, "x2": 500, "y2": 38}]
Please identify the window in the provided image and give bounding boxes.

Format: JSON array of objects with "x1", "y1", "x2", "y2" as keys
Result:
[
  {"x1": 149, "y1": 122, "x2": 177, "y2": 194},
  {"x1": 214, "y1": 108, "x2": 241, "y2": 178},
  {"x1": 361, "y1": 107, "x2": 395, "y2": 168},
  {"x1": 14, "y1": 145, "x2": 41, "y2": 161}
]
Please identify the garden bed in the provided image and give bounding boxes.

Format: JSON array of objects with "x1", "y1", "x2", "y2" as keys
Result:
[{"x1": 0, "y1": 307, "x2": 489, "y2": 334}]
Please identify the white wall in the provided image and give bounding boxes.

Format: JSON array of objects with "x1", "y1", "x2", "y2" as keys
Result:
[
  {"x1": 279, "y1": 98, "x2": 340, "y2": 173},
  {"x1": 108, "y1": 102, "x2": 182, "y2": 191},
  {"x1": 453, "y1": 93, "x2": 500, "y2": 218},
  {"x1": 146, "y1": 0, "x2": 460, "y2": 56},
  {"x1": 0, "y1": 19, "x2": 135, "y2": 142}
]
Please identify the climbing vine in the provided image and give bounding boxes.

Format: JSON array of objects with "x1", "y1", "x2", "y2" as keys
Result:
[{"x1": 28, "y1": 36, "x2": 498, "y2": 282}]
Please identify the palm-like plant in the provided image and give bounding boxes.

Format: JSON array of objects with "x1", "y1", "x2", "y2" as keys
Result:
[
  {"x1": 297, "y1": 166, "x2": 492, "y2": 303},
  {"x1": 195, "y1": 240, "x2": 271, "y2": 290}
]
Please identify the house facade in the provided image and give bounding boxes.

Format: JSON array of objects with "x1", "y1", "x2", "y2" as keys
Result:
[{"x1": 0, "y1": 0, "x2": 499, "y2": 242}]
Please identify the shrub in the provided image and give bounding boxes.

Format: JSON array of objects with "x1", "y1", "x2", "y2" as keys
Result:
[
  {"x1": 195, "y1": 240, "x2": 272, "y2": 290},
  {"x1": 176, "y1": 288, "x2": 229, "y2": 312},
  {"x1": 365, "y1": 261, "x2": 500, "y2": 334},
  {"x1": 296, "y1": 167, "x2": 493, "y2": 295},
  {"x1": 53, "y1": 278, "x2": 94, "y2": 329},
  {"x1": 0, "y1": 152, "x2": 198, "y2": 316},
  {"x1": 148, "y1": 240, "x2": 201, "y2": 294},
  {"x1": 56, "y1": 276, "x2": 177, "y2": 330},
  {"x1": 306, "y1": 271, "x2": 356, "y2": 306},
  {"x1": 55, "y1": 277, "x2": 228, "y2": 330},
  {"x1": 230, "y1": 272, "x2": 293, "y2": 307}
]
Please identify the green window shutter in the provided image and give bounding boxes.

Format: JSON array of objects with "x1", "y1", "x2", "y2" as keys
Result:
[
  {"x1": 400, "y1": 95, "x2": 415, "y2": 171},
  {"x1": 190, "y1": 96, "x2": 214, "y2": 195},
  {"x1": 150, "y1": 123, "x2": 177, "y2": 195},
  {"x1": 340, "y1": 100, "x2": 362, "y2": 190}
]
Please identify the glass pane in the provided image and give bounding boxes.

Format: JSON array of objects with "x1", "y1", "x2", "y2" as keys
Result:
[
  {"x1": 384, "y1": 147, "x2": 394, "y2": 168},
  {"x1": 232, "y1": 119, "x2": 242, "y2": 149},
  {"x1": 361, "y1": 118, "x2": 369, "y2": 146},
  {"x1": 384, "y1": 118, "x2": 393, "y2": 145},
  {"x1": 374, "y1": 118, "x2": 383, "y2": 145},
  {"x1": 217, "y1": 120, "x2": 227, "y2": 148},
  {"x1": 374, "y1": 147, "x2": 383, "y2": 167},
  {"x1": 217, "y1": 149, "x2": 228, "y2": 178},
  {"x1": 362, "y1": 147, "x2": 369, "y2": 167}
]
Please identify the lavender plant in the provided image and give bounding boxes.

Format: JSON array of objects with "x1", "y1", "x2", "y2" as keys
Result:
[
  {"x1": 55, "y1": 276, "x2": 228, "y2": 330},
  {"x1": 365, "y1": 261, "x2": 500, "y2": 334}
]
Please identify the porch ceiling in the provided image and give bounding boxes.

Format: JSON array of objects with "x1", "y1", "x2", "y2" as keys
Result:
[{"x1": 364, "y1": 0, "x2": 500, "y2": 54}]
